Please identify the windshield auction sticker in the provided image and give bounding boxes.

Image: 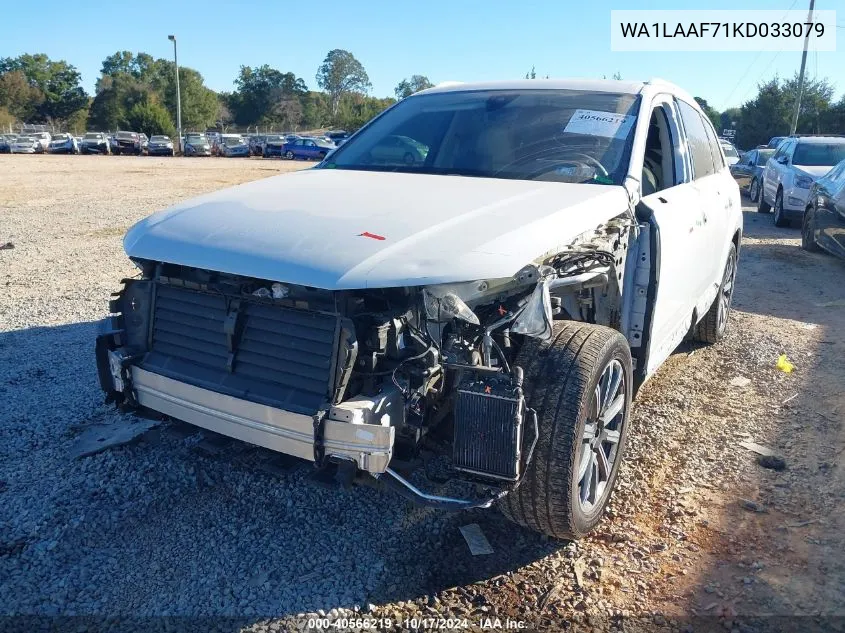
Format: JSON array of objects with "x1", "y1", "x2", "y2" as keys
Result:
[
  {"x1": 564, "y1": 110, "x2": 636, "y2": 139},
  {"x1": 611, "y1": 9, "x2": 836, "y2": 52}
]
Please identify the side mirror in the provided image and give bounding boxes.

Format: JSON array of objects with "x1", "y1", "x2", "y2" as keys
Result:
[{"x1": 776, "y1": 155, "x2": 789, "y2": 165}]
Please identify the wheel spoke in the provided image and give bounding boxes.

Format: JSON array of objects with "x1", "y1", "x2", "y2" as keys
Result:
[
  {"x1": 582, "y1": 422, "x2": 597, "y2": 442},
  {"x1": 581, "y1": 452, "x2": 596, "y2": 501},
  {"x1": 604, "y1": 428, "x2": 621, "y2": 445},
  {"x1": 596, "y1": 446, "x2": 611, "y2": 480},
  {"x1": 604, "y1": 363, "x2": 622, "y2": 411},
  {"x1": 600, "y1": 393, "x2": 625, "y2": 425}
]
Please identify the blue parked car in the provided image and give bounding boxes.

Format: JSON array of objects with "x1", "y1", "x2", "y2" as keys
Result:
[{"x1": 283, "y1": 137, "x2": 334, "y2": 161}]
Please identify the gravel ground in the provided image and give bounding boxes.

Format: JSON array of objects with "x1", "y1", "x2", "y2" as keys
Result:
[{"x1": 1, "y1": 155, "x2": 844, "y2": 632}]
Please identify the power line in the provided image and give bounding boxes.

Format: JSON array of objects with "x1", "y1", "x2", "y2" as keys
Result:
[{"x1": 721, "y1": 0, "x2": 800, "y2": 107}]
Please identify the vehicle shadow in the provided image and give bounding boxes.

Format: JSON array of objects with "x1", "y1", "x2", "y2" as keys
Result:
[{"x1": 0, "y1": 320, "x2": 561, "y2": 625}]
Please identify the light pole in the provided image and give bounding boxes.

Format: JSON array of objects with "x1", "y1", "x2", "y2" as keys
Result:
[
  {"x1": 168, "y1": 34, "x2": 182, "y2": 153},
  {"x1": 789, "y1": 0, "x2": 815, "y2": 135}
]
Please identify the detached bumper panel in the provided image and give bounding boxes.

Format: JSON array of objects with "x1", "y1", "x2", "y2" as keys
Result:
[{"x1": 131, "y1": 367, "x2": 393, "y2": 472}]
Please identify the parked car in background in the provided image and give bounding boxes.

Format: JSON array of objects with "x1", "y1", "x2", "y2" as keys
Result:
[
  {"x1": 139, "y1": 134, "x2": 150, "y2": 153},
  {"x1": 184, "y1": 133, "x2": 212, "y2": 156},
  {"x1": 262, "y1": 135, "x2": 288, "y2": 158},
  {"x1": 183, "y1": 134, "x2": 211, "y2": 156},
  {"x1": 760, "y1": 136, "x2": 845, "y2": 227},
  {"x1": 282, "y1": 137, "x2": 334, "y2": 160},
  {"x1": 325, "y1": 130, "x2": 350, "y2": 144},
  {"x1": 719, "y1": 140, "x2": 740, "y2": 166},
  {"x1": 29, "y1": 131, "x2": 51, "y2": 153},
  {"x1": 729, "y1": 147, "x2": 774, "y2": 202},
  {"x1": 767, "y1": 136, "x2": 787, "y2": 149},
  {"x1": 801, "y1": 159, "x2": 845, "y2": 258},
  {"x1": 218, "y1": 135, "x2": 250, "y2": 157},
  {"x1": 0, "y1": 134, "x2": 14, "y2": 153},
  {"x1": 147, "y1": 135, "x2": 175, "y2": 156},
  {"x1": 101, "y1": 78, "x2": 742, "y2": 540},
  {"x1": 367, "y1": 134, "x2": 429, "y2": 165},
  {"x1": 80, "y1": 132, "x2": 111, "y2": 155},
  {"x1": 249, "y1": 135, "x2": 266, "y2": 156},
  {"x1": 48, "y1": 133, "x2": 79, "y2": 154},
  {"x1": 112, "y1": 131, "x2": 144, "y2": 155},
  {"x1": 11, "y1": 136, "x2": 39, "y2": 154}
]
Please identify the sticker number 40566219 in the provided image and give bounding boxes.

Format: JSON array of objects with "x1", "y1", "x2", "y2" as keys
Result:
[{"x1": 563, "y1": 109, "x2": 636, "y2": 139}]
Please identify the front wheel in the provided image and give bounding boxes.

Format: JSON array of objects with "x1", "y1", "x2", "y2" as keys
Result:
[
  {"x1": 285, "y1": 150, "x2": 294, "y2": 160},
  {"x1": 693, "y1": 242, "x2": 737, "y2": 344},
  {"x1": 749, "y1": 178, "x2": 760, "y2": 203},
  {"x1": 500, "y1": 322, "x2": 632, "y2": 540},
  {"x1": 773, "y1": 190, "x2": 790, "y2": 227},
  {"x1": 801, "y1": 207, "x2": 821, "y2": 252}
]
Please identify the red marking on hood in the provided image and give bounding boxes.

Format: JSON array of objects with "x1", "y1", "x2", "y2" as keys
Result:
[{"x1": 359, "y1": 231, "x2": 386, "y2": 241}]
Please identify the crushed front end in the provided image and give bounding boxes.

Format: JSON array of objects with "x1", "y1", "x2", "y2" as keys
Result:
[{"x1": 97, "y1": 224, "x2": 628, "y2": 507}]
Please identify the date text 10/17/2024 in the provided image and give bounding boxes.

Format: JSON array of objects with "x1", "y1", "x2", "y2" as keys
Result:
[{"x1": 305, "y1": 617, "x2": 528, "y2": 630}]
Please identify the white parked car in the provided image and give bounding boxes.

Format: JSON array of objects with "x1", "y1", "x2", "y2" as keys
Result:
[
  {"x1": 11, "y1": 136, "x2": 40, "y2": 154},
  {"x1": 97, "y1": 79, "x2": 742, "y2": 539},
  {"x1": 29, "y1": 131, "x2": 52, "y2": 153},
  {"x1": 719, "y1": 140, "x2": 740, "y2": 166},
  {"x1": 759, "y1": 135, "x2": 845, "y2": 227}
]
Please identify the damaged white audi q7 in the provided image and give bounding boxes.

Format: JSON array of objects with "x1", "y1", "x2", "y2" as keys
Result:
[{"x1": 97, "y1": 79, "x2": 742, "y2": 539}]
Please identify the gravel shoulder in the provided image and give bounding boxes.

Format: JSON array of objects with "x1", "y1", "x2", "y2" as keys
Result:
[{"x1": 1, "y1": 156, "x2": 843, "y2": 630}]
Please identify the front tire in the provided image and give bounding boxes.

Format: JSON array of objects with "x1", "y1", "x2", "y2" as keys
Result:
[
  {"x1": 773, "y1": 189, "x2": 789, "y2": 227},
  {"x1": 693, "y1": 242, "x2": 737, "y2": 344},
  {"x1": 802, "y1": 207, "x2": 821, "y2": 252},
  {"x1": 500, "y1": 323, "x2": 632, "y2": 540},
  {"x1": 285, "y1": 150, "x2": 294, "y2": 160}
]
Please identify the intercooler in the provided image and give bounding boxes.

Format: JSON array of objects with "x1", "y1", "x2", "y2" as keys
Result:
[
  {"x1": 139, "y1": 284, "x2": 342, "y2": 415},
  {"x1": 452, "y1": 378, "x2": 524, "y2": 482}
]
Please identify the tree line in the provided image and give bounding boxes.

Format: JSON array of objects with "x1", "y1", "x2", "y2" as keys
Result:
[
  {"x1": 0, "y1": 49, "x2": 433, "y2": 137},
  {"x1": 2, "y1": 52, "x2": 843, "y2": 146}
]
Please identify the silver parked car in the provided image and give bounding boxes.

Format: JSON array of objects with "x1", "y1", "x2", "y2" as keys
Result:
[
  {"x1": 147, "y1": 135, "x2": 175, "y2": 156},
  {"x1": 48, "y1": 133, "x2": 79, "y2": 154},
  {"x1": 80, "y1": 132, "x2": 111, "y2": 155},
  {"x1": 184, "y1": 133, "x2": 212, "y2": 156},
  {"x1": 11, "y1": 136, "x2": 40, "y2": 154},
  {"x1": 729, "y1": 147, "x2": 774, "y2": 202}
]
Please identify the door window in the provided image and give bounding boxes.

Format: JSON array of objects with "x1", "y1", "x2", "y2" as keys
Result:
[
  {"x1": 641, "y1": 105, "x2": 680, "y2": 195},
  {"x1": 700, "y1": 116, "x2": 725, "y2": 170},
  {"x1": 676, "y1": 100, "x2": 715, "y2": 179}
]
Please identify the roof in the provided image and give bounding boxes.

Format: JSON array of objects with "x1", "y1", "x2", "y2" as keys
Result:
[
  {"x1": 793, "y1": 135, "x2": 845, "y2": 144},
  {"x1": 415, "y1": 77, "x2": 698, "y2": 107}
]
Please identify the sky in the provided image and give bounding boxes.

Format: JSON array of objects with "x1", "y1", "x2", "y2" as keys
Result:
[{"x1": 1, "y1": 0, "x2": 842, "y2": 111}]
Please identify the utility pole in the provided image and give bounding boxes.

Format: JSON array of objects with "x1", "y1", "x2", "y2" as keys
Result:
[
  {"x1": 789, "y1": 0, "x2": 815, "y2": 135},
  {"x1": 168, "y1": 35, "x2": 183, "y2": 153}
]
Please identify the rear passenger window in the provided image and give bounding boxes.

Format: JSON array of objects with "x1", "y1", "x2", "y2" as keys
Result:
[
  {"x1": 677, "y1": 99, "x2": 715, "y2": 179},
  {"x1": 701, "y1": 115, "x2": 725, "y2": 170}
]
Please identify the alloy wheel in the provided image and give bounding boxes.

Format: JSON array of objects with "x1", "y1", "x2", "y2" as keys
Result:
[
  {"x1": 717, "y1": 248, "x2": 736, "y2": 334},
  {"x1": 578, "y1": 359, "x2": 626, "y2": 513}
]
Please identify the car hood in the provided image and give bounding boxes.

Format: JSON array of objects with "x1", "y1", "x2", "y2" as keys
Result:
[
  {"x1": 124, "y1": 170, "x2": 629, "y2": 289},
  {"x1": 795, "y1": 165, "x2": 834, "y2": 178}
]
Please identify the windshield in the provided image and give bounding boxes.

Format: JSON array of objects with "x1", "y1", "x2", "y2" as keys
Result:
[
  {"x1": 323, "y1": 89, "x2": 639, "y2": 184},
  {"x1": 755, "y1": 149, "x2": 774, "y2": 165},
  {"x1": 117, "y1": 132, "x2": 136, "y2": 140},
  {"x1": 84, "y1": 133, "x2": 102, "y2": 140},
  {"x1": 266, "y1": 135, "x2": 285, "y2": 142},
  {"x1": 721, "y1": 144, "x2": 738, "y2": 158},
  {"x1": 150, "y1": 136, "x2": 169, "y2": 142},
  {"x1": 793, "y1": 142, "x2": 845, "y2": 167},
  {"x1": 186, "y1": 135, "x2": 207, "y2": 143},
  {"x1": 223, "y1": 136, "x2": 244, "y2": 146}
]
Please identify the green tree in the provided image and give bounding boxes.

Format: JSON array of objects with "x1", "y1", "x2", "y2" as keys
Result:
[
  {"x1": 0, "y1": 54, "x2": 87, "y2": 122},
  {"x1": 525, "y1": 66, "x2": 537, "y2": 79},
  {"x1": 394, "y1": 75, "x2": 433, "y2": 99},
  {"x1": 0, "y1": 70, "x2": 44, "y2": 121},
  {"x1": 88, "y1": 74, "x2": 153, "y2": 131},
  {"x1": 694, "y1": 97, "x2": 721, "y2": 131},
  {"x1": 0, "y1": 106, "x2": 15, "y2": 131},
  {"x1": 316, "y1": 49, "x2": 371, "y2": 117},
  {"x1": 124, "y1": 101, "x2": 176, "y2": 138},
  {"x1": 231, "y1": 64, "x2": 308, "y2": 127},
  {"x1": 334, "y1": 93, "x2": 395, "y2": 131}
]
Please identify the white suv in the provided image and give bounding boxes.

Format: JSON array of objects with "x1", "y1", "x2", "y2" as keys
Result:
[
  {"x1": 98, "y1": 79, "x2": 741, "y2": 539},
  {"x1": 760, "y1": 136, "x2": 845, "y2": 227}
]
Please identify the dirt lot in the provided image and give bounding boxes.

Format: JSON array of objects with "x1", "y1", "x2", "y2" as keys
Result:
[{"x1": 1, "y1": 155, "x2": 843, "y2": 632}]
